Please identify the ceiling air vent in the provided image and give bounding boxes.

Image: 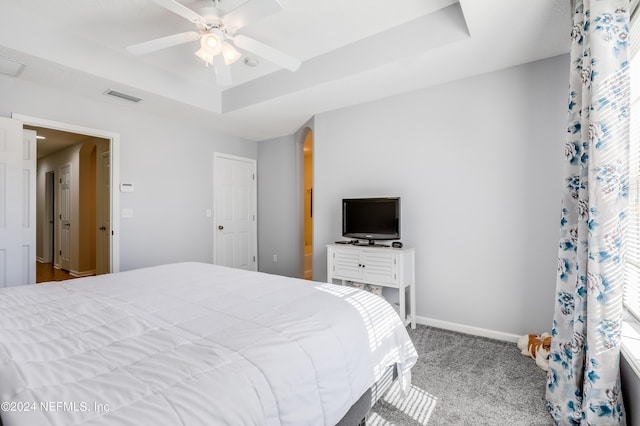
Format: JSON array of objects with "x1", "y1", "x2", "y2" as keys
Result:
[
  {"x1": 0, "y1": 56, "x2": 26, "y2": 78},
  {"x1": 104, "y1": 89, "x2": 142, "y2": 103}
]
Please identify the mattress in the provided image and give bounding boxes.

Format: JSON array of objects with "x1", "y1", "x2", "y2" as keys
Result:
[{"x1": 0, "y1": 262, "x2": 417, "y2": 426}]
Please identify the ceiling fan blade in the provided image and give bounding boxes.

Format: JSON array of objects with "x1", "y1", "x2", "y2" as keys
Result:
[
  {"x1": 127, "y1": 31, "x2": 201, "y2": 55},
  {"x1": 233, "y1": 34, "x2": 300, "y2": 71},
  {"x1": 223, "y1": 0, "x2": 282, "y2": 30},
  {"x1": 213, "y1": 54, "x2": 232, "y2": 87},
  {"x1": 149, "y1": 0, "x2": 205, "y2": 23}
]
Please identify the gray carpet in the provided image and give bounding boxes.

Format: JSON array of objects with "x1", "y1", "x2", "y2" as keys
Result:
[{"x1": 369, "y1": 325, "x2": 554, "y2": 426}]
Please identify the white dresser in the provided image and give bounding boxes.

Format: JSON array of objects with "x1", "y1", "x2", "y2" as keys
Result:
[{"x1": 327, "y1": 244, "x2": 415, "y2": 328}]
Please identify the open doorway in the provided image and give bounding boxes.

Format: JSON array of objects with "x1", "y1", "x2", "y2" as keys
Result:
[
  {"x1": 26, "y1": 125, "x2": 112, "y2": 282},
  {"x1": 303, "y1": 130, "x2": 313, "y2": 280},
  {"x1": 34, "y1": 126, "x2": 110, "y2": 281}
]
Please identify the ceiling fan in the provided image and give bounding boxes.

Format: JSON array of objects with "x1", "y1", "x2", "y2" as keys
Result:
[{"x1": 127, "y1": 0, "x2": 301, "y2": 87}]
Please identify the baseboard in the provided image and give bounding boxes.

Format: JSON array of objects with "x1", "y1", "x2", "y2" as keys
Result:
[
  {"x1": 69, "y1": 269, "x2": 96, "y2": 278},
  {"x1": 415, "y1": 315, "x2": 521, "y2": 343},
  {"x1": 36, "y1": 257, "x2": 45, "y2": 263}
]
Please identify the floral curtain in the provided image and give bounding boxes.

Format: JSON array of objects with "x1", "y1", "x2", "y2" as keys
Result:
[{"x1": 546, "y1": 0, "x2": 631, "y2": 425}]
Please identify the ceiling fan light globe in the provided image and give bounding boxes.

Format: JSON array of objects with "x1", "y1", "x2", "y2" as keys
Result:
[
  {"x1": 206, "y1": 37, "x2": 217, "y2": 48},
  {"x1": 200, "y1": 34, "x2": 221, "y2": 55},
  {"x1": 222, "y1": 42, "x2": 242, "y2": 65},
  {"x1": 195, "y1": 48, "x2": 214, "y2": 65}
]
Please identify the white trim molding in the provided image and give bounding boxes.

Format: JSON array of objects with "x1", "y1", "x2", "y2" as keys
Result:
[
  {"x1": 11, "y1": 113, "x2": 121, "y2": 273},
  {"x1": 415, "y1": 316, "x2": 522, "y2": 343},
  {"x1": 622, "y1": 314, "x2": 640, "y2": 379}
]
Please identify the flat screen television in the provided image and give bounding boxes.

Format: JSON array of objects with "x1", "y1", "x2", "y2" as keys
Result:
[{"x1": 342, "y1": 197, "x2": 400, "y2": 244}]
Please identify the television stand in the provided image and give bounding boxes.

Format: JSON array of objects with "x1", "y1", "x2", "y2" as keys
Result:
[{"x1": 326, "y1": 244, "x2": 415, "y2": 328}]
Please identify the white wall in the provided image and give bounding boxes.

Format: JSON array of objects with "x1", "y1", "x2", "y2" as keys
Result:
[
  {"x1": 308, "y1": 54, "x2": 568, "y2": 336},
  {"x1": 0, "y1": 75, "x2": 257, "y2": 272}
]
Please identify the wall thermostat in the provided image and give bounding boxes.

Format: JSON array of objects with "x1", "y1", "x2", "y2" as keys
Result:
[{"x1": 120, "y1": 183, "x2": 135, "y2": 193}]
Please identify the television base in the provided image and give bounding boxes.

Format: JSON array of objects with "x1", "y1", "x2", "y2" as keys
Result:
[
  {"x1": 354, "y1": 242, "x2": 389, "y2": 247},
  {"x1": 351, "y1": 239, "x2": 389, "y2": 247},
  {"x1": 334, "y1": 239, "x2": 393, "y2": 247}
]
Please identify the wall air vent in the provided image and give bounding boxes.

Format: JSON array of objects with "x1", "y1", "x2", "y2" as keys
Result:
[
  {"x1": 104, "y1": 89, "x2": 142, "y2": 103},
  {"x1": 0, "y1": 56, "x2": 26, "y2": 78}
]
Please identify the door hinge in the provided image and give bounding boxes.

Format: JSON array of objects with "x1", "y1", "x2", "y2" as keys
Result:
[
  {"x1": 59, "y1": 250, "x2": 62, "y2": 255},
  {"x1": 253, "y1": 256, "x2": 256, "y2": 262},
  {"x1": 252, "y1": 173, "x2": 255, "y2": 181},
  {"x1": 253, "y1": 214, "x2": 255, "y2": 221}
]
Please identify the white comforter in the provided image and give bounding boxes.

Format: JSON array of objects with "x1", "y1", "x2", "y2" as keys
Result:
[{"x1": 0, "y1": 262, "x2": 417, "y2": 426}]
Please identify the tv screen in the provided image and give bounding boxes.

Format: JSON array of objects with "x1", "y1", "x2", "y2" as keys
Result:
[{"x1": 342, "y1": 197, "x2": 400, "y2": 242}]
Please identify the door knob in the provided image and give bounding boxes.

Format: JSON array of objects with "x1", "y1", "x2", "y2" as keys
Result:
[
  {"x1": 218, "y1": 225, "x2": 224, "y2": 230},
  {"x1": 99, "y1": 226, "x2": 106, "y2": 231}
]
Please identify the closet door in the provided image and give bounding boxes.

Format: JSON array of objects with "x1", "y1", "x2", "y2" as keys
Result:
[{"x1": 213, "y1": 153, "x2": 257, "y2": 271}]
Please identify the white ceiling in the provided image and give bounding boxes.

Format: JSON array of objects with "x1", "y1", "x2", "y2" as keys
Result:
[{"x1": 0, "y1": 0, "x2": 570, "y2": 141}]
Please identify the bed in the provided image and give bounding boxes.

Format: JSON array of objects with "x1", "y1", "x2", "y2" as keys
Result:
[{"x1": 0, "y1": 262, "x2": 417, "y2": 426}]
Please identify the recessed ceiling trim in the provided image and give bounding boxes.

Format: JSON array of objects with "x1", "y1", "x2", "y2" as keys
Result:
[
  {"x1": 104, "y1": 89, "x2": 143, "y2": 103},
  {"x1": 0, "y1": 56, "x2": 26, "y2": 78}
]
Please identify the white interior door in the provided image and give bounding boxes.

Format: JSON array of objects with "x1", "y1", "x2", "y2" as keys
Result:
[
  {"x1": 43, "y1": 171, "x2": 55, "y2": 263},
  {"x1": 213, "y1": 153, "x2": 257, "y2": 270},
  {"x1": 0, "y1": 117, "x2": 36, "y2": 287},
  {"x1": 96, "y1": 151, "x2": 110, "y2": 274},
  {"x1": 59, "y1": 163, "x2": 71, "y2": 271},
  {"x1": 22, "y1": 129, "x2": 36, "y2": 283}
]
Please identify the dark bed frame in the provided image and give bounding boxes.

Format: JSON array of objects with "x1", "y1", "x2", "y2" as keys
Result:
[{"x1": 336, "y1": 364, "x2": 397, "y2": 426}]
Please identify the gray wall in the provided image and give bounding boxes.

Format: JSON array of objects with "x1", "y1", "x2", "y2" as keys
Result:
[
  {"x1": 257, "y1": 120, "x2": 314, "y2": 277},
  {"x1": 312, "y1": 54, "x2": 568, "y2": 336},
  {"x1": 258, "y1": 54, "x2": 569, "y2": 337},
  {"x1": 257, "y1": 133, "x2": 300, "y2": 276},
  {"x1": 0, "y1": 75, "x2": 257, "y2": 272}
]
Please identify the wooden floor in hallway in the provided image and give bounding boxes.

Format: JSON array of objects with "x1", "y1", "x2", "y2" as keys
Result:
[{"x1": 36, "y1": 262, "x2": 75, "y2": 283}]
